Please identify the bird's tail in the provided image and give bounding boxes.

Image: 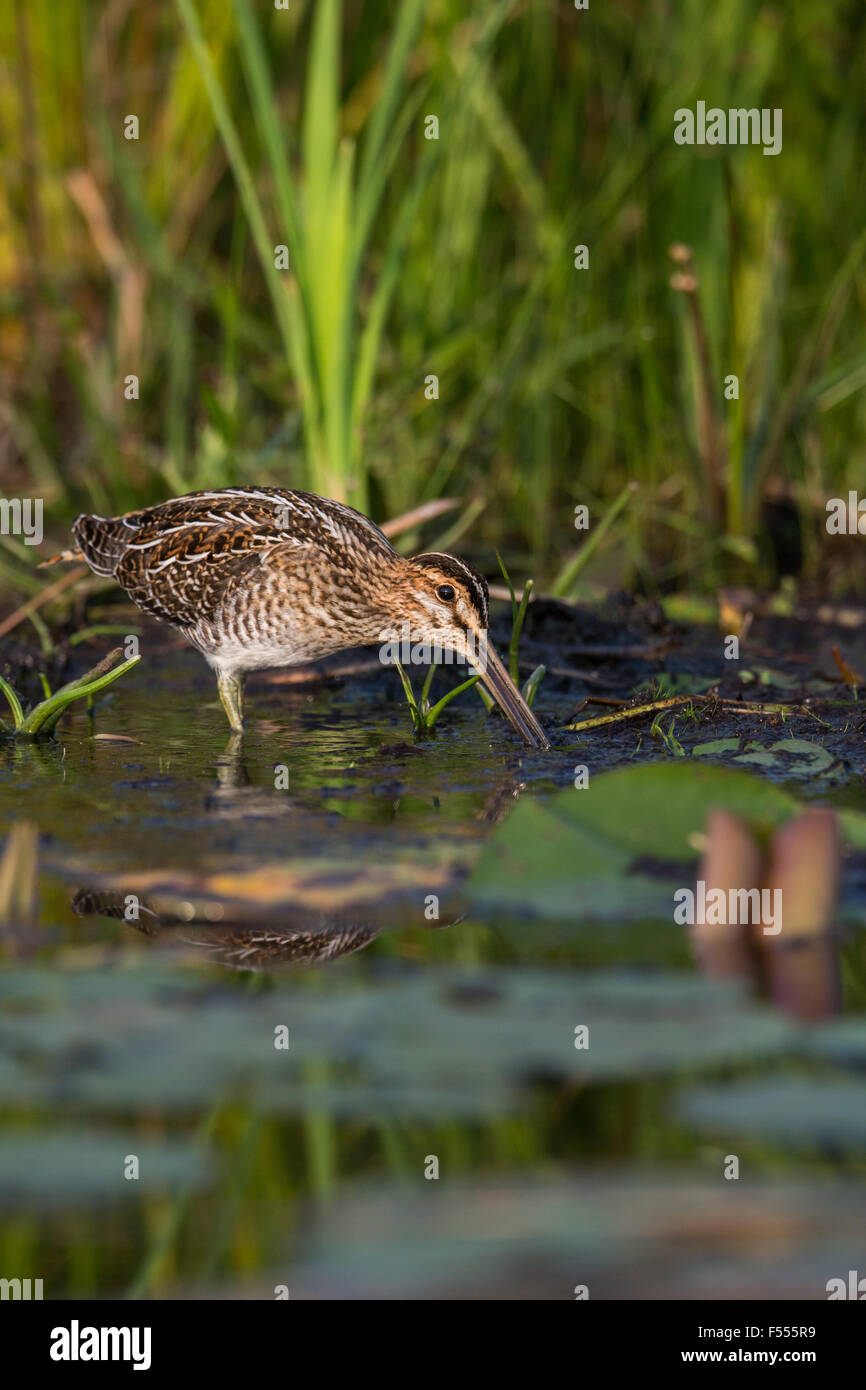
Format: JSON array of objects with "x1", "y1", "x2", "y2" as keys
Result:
[
  {"x1": 41, "y1": 514, "x2": 135, "y2": 575},
  {"x1": 69, "y1": 513, "x2": 131, "y2": 577}
]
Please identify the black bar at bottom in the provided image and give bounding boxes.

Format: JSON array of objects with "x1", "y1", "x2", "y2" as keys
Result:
[{"x1": 4, "y1": 1297, "x2": 861, "y2": 1374}]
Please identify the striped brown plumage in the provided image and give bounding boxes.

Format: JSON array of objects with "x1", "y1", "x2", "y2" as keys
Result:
[{"x1": 67, "y1": 487, "x2": 549, "y2": 747}]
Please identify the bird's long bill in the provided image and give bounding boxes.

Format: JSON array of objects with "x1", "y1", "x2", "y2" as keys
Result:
[{"x1": 472, "y1": 638, "x2": 550, "y2": 749}]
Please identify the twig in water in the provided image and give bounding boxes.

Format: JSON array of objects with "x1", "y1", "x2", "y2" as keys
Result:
[
  {"x1": 568, "y1": 694, "x2": 698, "y2": 732},
  {"x1": 567, "y1": 693, "x2": 825, "y2": 734}
]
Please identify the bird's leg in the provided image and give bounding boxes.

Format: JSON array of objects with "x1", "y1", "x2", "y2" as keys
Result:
[{"x1": 216, "y1": 671, "x2": 246, "y2": 734}]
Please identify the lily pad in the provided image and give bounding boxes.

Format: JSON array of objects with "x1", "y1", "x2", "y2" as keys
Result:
[
  {"x1": 556, "y1": 764, "x2": 800, "y2": 859},
  {"x1": 799, "y1": 1020, "x2": 866, "y2": 1068},
  {"x1": 467, "y1": 799, "x2": 665, "y2": 920},
  {"x1": 470, "y1": 762, "x2": 866, "y2": 920},
  {"x1": 0, "y1": 1130, "x2": 212, "y2": 1205},
  {"x1": 675, "y1": 1078, "x2": 866, "y2": 1149},
  {"x1": 738, "y1": 667, "x2": 800, "y2": 688},
  {"x1": 693, "y1": 736, "x2": 841, "y2": 780},
  {"x1": 0, "y1": 963, "x2": 795, "y2": 1118},
  {"x1": 736, "y1": 739, "x2": 836, "y2": 777},
  {"x1": 691, "y1": 737, "x2": 744, "y2": 757},
  {"x1": 276, "y1": 1172, "x2": 866, "y2": 1300}
]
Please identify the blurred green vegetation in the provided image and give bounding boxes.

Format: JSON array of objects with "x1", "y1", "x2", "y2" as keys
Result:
[{"x1": 1, "y1": 0, "x2": 865, "y2": 600}]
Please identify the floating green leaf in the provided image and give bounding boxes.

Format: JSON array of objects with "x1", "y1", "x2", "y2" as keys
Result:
[
  {"x1": 470, "y1": 761, "x2": 866, "y2": 921},
  {"x1": 693, "y1": 736, "x2": 839, "y2": 778},
  {"x1": 675, "y1": 1078, "x2": 866, "y2": 1149},
  {"x1": 0, "y1": 963, "x2": 795, "y2": 1119},
  {"x1": 283, "y1": 1172, "x2": 866, "y2": 1300},
  {"x1": 0, "y1": 1131, "x2": 213, "y2": 1206}
]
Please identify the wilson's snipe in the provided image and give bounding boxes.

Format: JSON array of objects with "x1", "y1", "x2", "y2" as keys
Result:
[{"x1": 62, "y1": 488, "x2": 549, "y2": 747}]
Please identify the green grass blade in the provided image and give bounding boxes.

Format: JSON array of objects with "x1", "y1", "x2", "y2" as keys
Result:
[
  {"x1": 0, "y1": 676, "x2": 25, "y2": 730},
  {"x1": 302, "y1": 0, "x2": 340, "y2": 236},
  {"x1": 231, "y1": 0, "x2": 306, "y2": 289},
  {"x1": 172, "y1": 0, "x2": 295, "y2": 366},
  {"x1": 495, "y1": 552, "x2": 532, "y2": 687},
  {"x1": 357, "y1": 0, "x2": 425, "y2": 212},
  {"x1": 521, "y1": 664, "x2": 545, "y2": 710},
  {"x1": 511, "y1": 580, "x2": 534, "y2": 687},
  {"x1": 551, "y1": 482, "x2": 638, "y2": 599},
  {"x1": 496, "y1": 551, "x2": 518, "y2": 626},
  {"x1": 69, "y1": 625, "x2": 142, "y2": 647},
  {"x1": 420, "y1": 662, "x2": 436, "y2": 711},
  {"x1": 354, "y1": 0, "x2": 426, "y2": 262},
  {"x1": 392, "y1": 659, "x2": 419, "y2": 717},
  {"x1": 351, "y1": 124, "x2": 435, "y2": 432},
  {"x1": 318, "y1": 138, "x2": 356, "y2": 502},
  {"x1": 426, "y1": 673, "x2": 482, "y2": 728}
]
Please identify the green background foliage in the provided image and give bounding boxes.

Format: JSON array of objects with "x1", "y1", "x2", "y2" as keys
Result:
[{"x1": 2, "y1": 0, "x2": 865, "y2": 588}]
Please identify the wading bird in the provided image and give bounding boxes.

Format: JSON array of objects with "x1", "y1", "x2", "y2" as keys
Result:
[{"x1": 57, "y1": 488, "x2": 549, "y2": 748}]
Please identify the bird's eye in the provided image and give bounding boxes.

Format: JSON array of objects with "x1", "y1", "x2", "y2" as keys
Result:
[{"x1": 436, "y1": 584, "x2": 456, "y2": 602}]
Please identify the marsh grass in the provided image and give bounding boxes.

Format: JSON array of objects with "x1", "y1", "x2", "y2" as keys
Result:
[
  {"x1": 392, "y1": 658, "x2": 482, "y2": 739},
  {"x1": 2, "y1": 2, "x2": 864, "y2": 600},
  {"x1": 172, "y1": 0, "x2": 435, "y2": 512},
  {"x1": 650, "y1": 713, "x2": 686, "y2": 757},
  {"x1": 494, "y1": 552, "x2": 544, "y2": 708}
]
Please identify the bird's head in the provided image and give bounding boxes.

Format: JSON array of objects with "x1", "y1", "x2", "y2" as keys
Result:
[{"x1": 380, "y1": 551, "x2": 549, "y2": 749}]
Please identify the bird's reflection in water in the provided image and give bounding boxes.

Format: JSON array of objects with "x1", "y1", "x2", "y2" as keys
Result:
[
  {"x1": 215, "y1": 733, "x2": 248, "y2": 790},
  {"x1": 71, "y1": 887, "x2": 384, "y2": 971},
  {"x1": 72, "y1": 727, "x2": 476, "y2": 973}
]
